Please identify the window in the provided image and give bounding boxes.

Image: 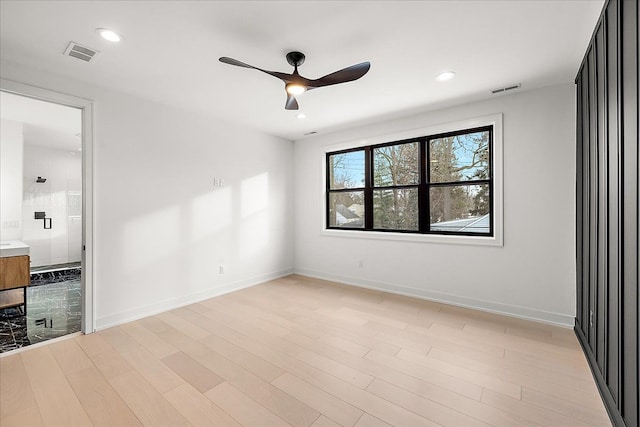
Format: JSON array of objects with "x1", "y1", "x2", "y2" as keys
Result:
[{"x1": 326, "y1": 125, "x2": 494, "y2": 237}]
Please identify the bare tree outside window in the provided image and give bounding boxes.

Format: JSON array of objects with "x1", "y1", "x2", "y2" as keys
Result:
[
  {"x1": 429, "y1": 131, "x2": 490, "y2": 232},
  {"x1": 326, "y1": 126, "x2": 492, "y2": 236},
  {"x1": 373, "y1": 142, "x2": 419, "y2": 230},
  {"x1": 328, "y1": 151, "x2": 365, "y2": 228}
]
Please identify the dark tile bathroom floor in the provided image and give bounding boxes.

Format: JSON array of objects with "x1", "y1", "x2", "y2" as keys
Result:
[{"x1": 0, "y1": 267, "x2": 81, "y2": 353}]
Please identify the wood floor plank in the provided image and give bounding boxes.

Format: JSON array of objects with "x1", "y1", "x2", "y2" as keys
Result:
[
  {"x1": 337, "y1": 306, "x2": 409, "y2": 330},
  {"x1": 162, "y1": 351, "x2": 224, "y2": 393},
  {"x1": 480, "y1": 388, "x2": 597, "y2": 427},
  {"x1": 65, "y1": 366, "x2": 143, "y2": 426},
  {"x1": 205, "y1": 381, "x2": 291, "y2": 427},
  {"x1": 285, "y1": 330, "x2": 370, "y2": 358},
  {"x1": 108, "y1": 370, "x2": 189, "y2": 426},
  {"x1": 112, "y1": 341, "x2": 185, "y2": 394},
  {"x1": 75, "y1": 332, "x2": 134, "y2": 380},
  {"x1": 202, "y1": 300, "x2": 307, "y2": 356},
  {"x1": 0, "y1": 354, "x2": 43, "y2": 427},
  {"x1": 285, "y1": 305, "x2": 379, "y2": 338},
  {"x1": 405, "y1": 323, "x2": 507, "y2": 359},
  {"x1": 120, "y1": 321, "x2": 179, "y2": 359},
  {"x1": 457, "y1": 322, "x2": 585, "y2": 359},
  {"x1": 364, "y1": 350, "x2": 484, "y2": 401},
  {"x1": 504, "y1": 347, "x2": 594, "y2": 379},
  {"x1": 272, "y1": 372, "x2": 364, "y2": 427},
  {"x1": 191, "y1": 336, "x2": 321, "y2": 427},
  {"x1": 372, "y1": 329, "x2": 433, "y2": 354},
  {"x1": 156, "y1": 309, "x2": 210, "y2": 339},
  {"x1": 366, "y1": 378, "x2": 493, "y2": 427},
  {"x1": 295, "y1": 349, "x2": 374, "y2": 389},
  {"x1": 353, "y1": 413, "x2": 393, "y2": 427},
  {"x1": 74, "y1": 331, "x2": 113, "y2": 356},
  {"x1": 427, "y1": 346, "x2": 595, "y2": 387},
  {"x1": 198, "y1": 331, "x2": 286, "y2": 382},
  {"x1": 396, "y1": 348, "x2": 522, "y2": 399},
  {"x1": 521, "y1": 386, "x2": 612, "y2": 426},
  {"x1": 48, "y1": 338, "x2": 94, "y2": 375},
  {"x1": 20, "y1": 346, "x2": 92, "y2": 426},
  {"x1": 164, "y1": 383, "x2": 242, "y2": 427},
  {"x1": 311, "y1": 415, "x2": 343, "y2": 427},
  {"x1": 291, "y1": 316, "x2": 401, "y2": 356}
]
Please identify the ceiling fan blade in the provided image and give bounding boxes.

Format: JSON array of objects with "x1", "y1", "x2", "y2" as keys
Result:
[
  {"x1": 219, "y1": 57, "x2": 291, "y2": 81},
  {"x1": 307, "y1": 62, "x2": 371, "y2": 88},
  {"x1": 285, "y1": 93, "x2": 299, "y2": 110}
]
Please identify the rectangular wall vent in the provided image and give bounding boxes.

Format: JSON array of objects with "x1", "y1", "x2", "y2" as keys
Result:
[
  {"x1": 491, "y1": 83, "x2": 521, "y2": 94},
  {"x1": 64, "y1": 42, "x2": 100, "y2": 63}
]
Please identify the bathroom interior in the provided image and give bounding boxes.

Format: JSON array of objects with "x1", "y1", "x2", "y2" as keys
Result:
[{"x1": 0, "y1": 91, "x2": 83, "y2": 353}]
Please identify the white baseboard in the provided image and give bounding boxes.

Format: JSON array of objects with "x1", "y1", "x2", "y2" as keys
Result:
[
  {"x1": 95, "y1": 268, "x2": 294, "y2": 331},
  {"x1": 294, "y1": 268, "x2": 575, "y2": 328}
]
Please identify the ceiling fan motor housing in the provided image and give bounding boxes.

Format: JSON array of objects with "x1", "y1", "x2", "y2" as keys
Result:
[{"x1": 286, "y1": 51, "x2": 306, "y2": 67}]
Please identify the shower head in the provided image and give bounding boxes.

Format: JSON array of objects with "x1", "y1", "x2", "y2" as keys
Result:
[{"x1": 36, "y1": 176, "x2": 46, "y2": 183}]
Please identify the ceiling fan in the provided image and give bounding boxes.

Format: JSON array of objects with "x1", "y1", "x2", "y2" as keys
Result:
[{"x1": 219, "y1": 51, "x2": 370, "y2": 110}]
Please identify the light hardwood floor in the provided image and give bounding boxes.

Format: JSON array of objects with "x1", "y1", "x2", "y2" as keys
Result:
[{"x1": 1, "y1": 275, "x2": 612, "y2": 426}]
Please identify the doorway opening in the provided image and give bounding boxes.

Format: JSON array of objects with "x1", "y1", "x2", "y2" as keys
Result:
[{"x1": 0, "y1": 81, "x2": 93, "y2": 353}]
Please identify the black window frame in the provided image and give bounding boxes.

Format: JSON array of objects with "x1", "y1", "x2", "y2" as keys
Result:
[{"x1": 325, "y1": 125, "x2": 494, "y2": 237}]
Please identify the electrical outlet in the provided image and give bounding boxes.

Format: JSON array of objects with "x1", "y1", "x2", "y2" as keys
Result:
[{"x1": 219, "y1": 265, "x2": 225, "y2": 274}]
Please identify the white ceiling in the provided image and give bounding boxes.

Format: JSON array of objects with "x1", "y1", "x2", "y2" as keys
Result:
[{"x1": 0, "y1": 1, "x2": 604, "y2": 141}]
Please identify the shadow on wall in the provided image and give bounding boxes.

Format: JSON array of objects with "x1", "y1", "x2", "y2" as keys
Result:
[{"x1": 118, "y1": 172, "x2": 270, "y2": 282}]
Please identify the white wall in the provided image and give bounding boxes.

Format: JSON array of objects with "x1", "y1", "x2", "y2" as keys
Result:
[
  {"x1": 0, "y1": 118, "x2": 23, "y2": 241},
  {"x1": 22, "y1": 144, "x2": 82, "y2": 267},
  {"x1": 293, "y1": 84, "x2": 576, "y2": 326},
  {"x1": 1, "y1": 61, "x2": 294, "y2": 329}
]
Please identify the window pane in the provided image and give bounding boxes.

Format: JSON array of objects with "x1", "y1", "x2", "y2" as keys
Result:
[
  {"x1": 373, "y1": 142, "x2": 419, "y2": 187},
  {"x1": 329, "y1": 151, "x2": 365, "y2": 189},
  {"x1": 373, "y1": 188, "x2": 418, "y2": 230},
  {"x1": 430, "y1": 131, "x2": 489, "y2": 183},
  {"x1": 430, "y1": 184, "x2": 490, "y2": 233},
  {"x1": 328, "y1": 191, "x2": 364, "y2": 228}
]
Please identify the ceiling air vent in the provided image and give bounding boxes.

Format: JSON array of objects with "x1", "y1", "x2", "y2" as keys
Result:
[
  {"x1": 491, "y1": 83, "x2": 521, "y2": 94},
  {"x1": 64, "y1": 42, "x2": 100, "y2": 63}
]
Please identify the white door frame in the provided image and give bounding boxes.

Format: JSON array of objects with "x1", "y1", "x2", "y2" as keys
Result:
[{"x1": 1, "y1": 78, "x2": 95, "y2": 334}]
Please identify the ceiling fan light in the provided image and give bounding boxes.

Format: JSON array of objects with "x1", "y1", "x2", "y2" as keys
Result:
[{"x1": 286, "y1": 83, "x2": 306, "y2": 95}]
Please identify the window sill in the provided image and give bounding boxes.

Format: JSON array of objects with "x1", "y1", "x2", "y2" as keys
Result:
[{"x1": 321, "y1": 228, "x2": 503, "y2": 247}]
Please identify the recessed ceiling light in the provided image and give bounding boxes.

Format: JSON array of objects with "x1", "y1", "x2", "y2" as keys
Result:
[
  {"x1": 296, "y1": 113, "x2": 307, "y2": 119},
  {"x1": 96, "y1": 28, "x2": 122, "y2": 42},
  {"x1": 436, "y1": 71, "x2": 456, "y2": 81}
]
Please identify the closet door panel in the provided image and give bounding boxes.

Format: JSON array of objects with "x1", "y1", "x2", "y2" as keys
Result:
[
  {"x1": 588, "y1": 45, "x2": 598, "y2": 352},
  {"x1": 595, "y1": 23, "x2": 608, "y2": 373},
  {"x1": 605, "y1": 0, "x2": 620, "y2": 406},
  {"x1": 621, "y1": 1, "x2": 638, "y2": 425}
]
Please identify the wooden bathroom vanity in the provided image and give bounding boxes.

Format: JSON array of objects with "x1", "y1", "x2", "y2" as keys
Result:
[{"x1": 0, "y1": 242, "x2": 30, "y2": 311}]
